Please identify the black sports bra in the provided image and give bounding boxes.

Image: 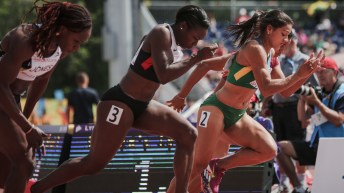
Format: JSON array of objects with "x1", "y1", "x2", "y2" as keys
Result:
[{"x1": 129, "y1": 24, "x2": 183, "y2": 83}]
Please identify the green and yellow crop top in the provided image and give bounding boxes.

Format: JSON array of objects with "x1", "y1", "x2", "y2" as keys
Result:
[{"x1": 226, "y1": 49, "x2": 273, "y2": 89}]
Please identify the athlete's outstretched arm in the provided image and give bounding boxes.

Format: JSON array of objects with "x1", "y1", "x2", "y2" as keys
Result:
[
  {"x1": 244, "y1": 42, "x2": 323, "y2": 97},
  {"x1": 23, "y1": 66, "x2": 57, "y2": 118},
  {"x1": 167, "y1": 52, "x2": 234, "y2": 112},
  {"x1": 148, "y1": 26, "x2": 218, "y2": 84},
  {"x1": 269, "y1": 61, "x2": 305, "y2": 97},
  {"x1": 268, "y1": 41, "x2": 318, "y2": 97}
]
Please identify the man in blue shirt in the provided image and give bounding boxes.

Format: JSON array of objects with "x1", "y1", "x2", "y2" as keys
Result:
[
  {"x1": 272, "y1": 30, "x2": 318, "y2": 142},
  {"x1": 277, "y1": 57, "x2": 344, "y2": 193},
  {"x1": 66, "y1": 72, "x2": 99, "y2": 124},
  {"x1": 53, "y1": 72, "x2": 99, "y2": 193}
]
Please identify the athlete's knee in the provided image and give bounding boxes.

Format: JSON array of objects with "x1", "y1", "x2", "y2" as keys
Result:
[
  {"x1": 187, "y1": 125, "x2": 198, "y2": 142},
  {"x1": 262, "y1": 142, "x2": 278, "y2": 160},
  {"x1": 83, "y1": 165, "x2": 104, "y2": 176},
  {"x1": 10, "y1": 153, "x2": 35, "y2": 175},
  {"x1": 80, "y1": 156, "x2": 108, "y2": 175},
  {"x1": 178, "y1": 125, "x2": 198, "y2": 147},
  {"x1": 278, "y1": 141, "x2": 289, "y2": 151},
  {"x1": 277, "y1": 140, "x2": 295, "y2": 157}
]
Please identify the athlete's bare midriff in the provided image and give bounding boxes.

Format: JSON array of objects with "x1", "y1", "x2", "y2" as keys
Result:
[
  {"x1": 119, "y1": 69, "x2": 161, "y2": 102},
  {"x1": 216, "y1": 82, "x2": 256, "y2": 110}
]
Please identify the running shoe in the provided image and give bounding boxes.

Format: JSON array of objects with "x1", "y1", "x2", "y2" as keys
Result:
[
  {"x1": 25, "y1": 178, "x2": 37, "y2": 193},
  {"x1": 201, "y1": 159, "x2": 225, "y2": 193},
  {"x1": 201, "y1": 168, "x2": 212, "y2": 193}
]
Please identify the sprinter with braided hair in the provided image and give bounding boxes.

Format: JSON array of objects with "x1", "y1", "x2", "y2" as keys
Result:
[
  {"x1": 0, "y1": 1, "x2": 92, "y2": 193},
  {"x1": 28, "y1": 0, "x2": 92, "y2": 57}
]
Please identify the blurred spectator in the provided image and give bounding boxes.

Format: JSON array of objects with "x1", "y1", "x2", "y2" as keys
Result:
[
  {"x1": 248, "y1": 93, "x2": 274, "y2": 132},
  {"x1": 207, "y1": 13, "x2": 222, "y2": 43},
  {"x1": 313, "y1": 33, "x2": 326, "y2": 53},
  {"x1": 66, "y1": 72, "x2": 100, "y2": 124},
  {"x1": 40, "y1": 108, "x2": 51, "y2": 125},
  {"x1": 53, "y1": 71, "x2": 99, "y2": 193},
  {"x1": 277, "y1": 57, "x2": 344, "y2": 193},
  {"x1": 269, "y1": 30, "x2": 319, "y2": 192},
  {"x1": 322, "y1": 35, "x2": 338, "y2": 56},
  {"x1": 29, "y1": 101, "x2": 51, "y2": 125},
  {"x1": 296, "y1": 29, "x2": 308, "y2": 48},
  {"x1": 214, "y1": 40, "x2": 228, "y2": 56},
  {"x1": 337, "y1": 12, "x2": 344, "y2": 30},
  {"x1": 205, "y1": 70, "x2": 222, "y2": 90},
  {"x1": 235, "y1": 8, "x2": 250, "y2": 24},
  {"x1": 29, "y1": 111, "x2": 41, "y2": 126},
  {"x1": 315, "y1": 16, "x2": 332, "y2": 32}
]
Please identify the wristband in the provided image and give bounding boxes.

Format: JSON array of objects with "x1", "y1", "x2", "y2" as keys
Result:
[{"x1": 25, "y1": 125, "x2": 34, "y2": 135}]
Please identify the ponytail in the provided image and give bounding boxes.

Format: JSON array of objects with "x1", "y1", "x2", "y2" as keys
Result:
[{"x1": 226, "y1": 9, "x2": 293, "y2": 48}]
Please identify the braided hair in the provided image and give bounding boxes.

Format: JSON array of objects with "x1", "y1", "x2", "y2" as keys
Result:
[{"x1": 24, "y1": 0, "x2": 92, "y2": 57}]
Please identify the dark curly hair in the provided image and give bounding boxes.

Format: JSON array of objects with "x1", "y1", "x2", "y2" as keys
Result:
[{"x1": 24, "y1": 0, "x2": 92, "y2": 57}]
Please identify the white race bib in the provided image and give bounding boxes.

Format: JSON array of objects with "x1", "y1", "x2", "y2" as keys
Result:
[{"x1": 311, "y1": 112, "x2": 328, "y2": 126}]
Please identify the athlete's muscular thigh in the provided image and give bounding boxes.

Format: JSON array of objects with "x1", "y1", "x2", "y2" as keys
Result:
[
  {"x1": 224, "y1": 114, "x2": 274, "y2": 150},
  {"x1": 89, "y1": 101, "x2": 134, "y2": 159},
  {"x1": 0, "y1": 153, "x2": 10, "y2": 186},
  {"x1": 133, "y1": 100, "x2": 194, "y2": 140},
  {"x1": 0, "y1": 112, "x2": 27, "y2": 157},
  {"x1": 191, "y1": 105, "x2": 225, "y2": 166}
]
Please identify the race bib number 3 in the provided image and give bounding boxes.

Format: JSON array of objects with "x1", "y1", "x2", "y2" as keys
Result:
[
  {"x1": 199, "y1": 111, "x2": 211, "y2": 128},
  {"x1": 106, "y1": 105, "x2": 124, "y2": 125}
]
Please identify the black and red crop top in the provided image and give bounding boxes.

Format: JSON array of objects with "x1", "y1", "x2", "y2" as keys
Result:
[{"x1": 129, "y1": 24, "x2": 184, "y2": 83}]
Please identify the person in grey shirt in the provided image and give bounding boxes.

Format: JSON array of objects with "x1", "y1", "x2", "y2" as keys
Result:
[{"x1": 271, "y1": 29, "x2": 319, "y2": 192}]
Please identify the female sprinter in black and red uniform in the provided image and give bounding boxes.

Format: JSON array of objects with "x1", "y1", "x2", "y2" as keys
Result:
[{"x1": 31, "y1": 5, "x2": 217, "y2": 193}]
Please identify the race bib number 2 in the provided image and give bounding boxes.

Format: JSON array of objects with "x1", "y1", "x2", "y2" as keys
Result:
[
  {"x1": 106, "y1": 105, "x2": 124, "y2": 125},
  {"x1": 199, "y1": 111, "x2": 211, "y2": 128}
]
